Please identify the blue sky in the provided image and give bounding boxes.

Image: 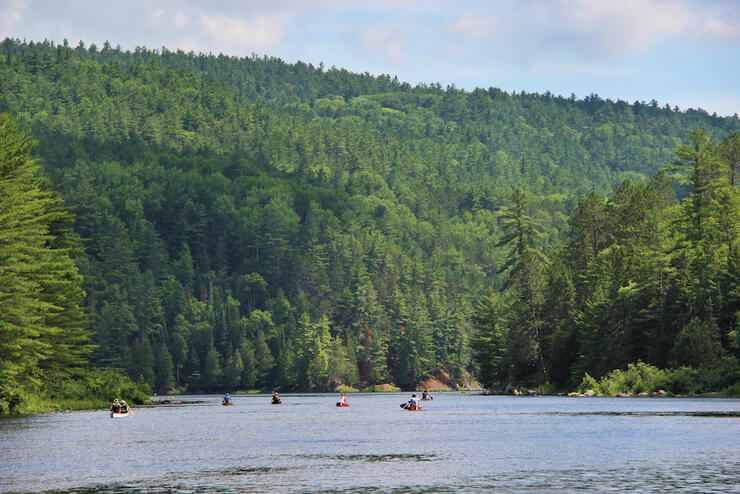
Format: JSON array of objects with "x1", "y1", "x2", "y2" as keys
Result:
[{"x1": 2, "y1": 0, "x2": 738, "y2": 116}]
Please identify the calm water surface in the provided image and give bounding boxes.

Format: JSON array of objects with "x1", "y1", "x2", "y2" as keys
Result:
[{"x1": 1, "y1": 393, "x2": 739, "y2": 493}]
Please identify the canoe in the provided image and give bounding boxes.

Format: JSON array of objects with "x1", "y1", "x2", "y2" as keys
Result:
[
  {"x1": 421, "y1": 398, "x2": 432, "y2": 401},
  {"x1": 404, "y1": 405, "x2": 422, "y2": 411},
  {"x1": 222, "y1": 401, "x2": 234, "y2": 406},
  {"x1": 110, "y1": 411, "x2": 130, "y2": 418},
  {"x1": 272, "y1": 399, "x2": 281, "y2": 404},
  {"x1": 336, "y1": 402, "x2": 349, "y2": 407}
]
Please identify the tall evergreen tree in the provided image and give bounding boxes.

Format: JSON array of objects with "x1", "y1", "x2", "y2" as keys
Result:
[
  {"x1": 0, "y1": 113, "x2": 90, "y2": 388},
  {"x1": 470, "y1": 290, "x2": 504, "y2": 388},
  {"x1": 496, "y1": 188, "x2": 548, "y2": 382}
]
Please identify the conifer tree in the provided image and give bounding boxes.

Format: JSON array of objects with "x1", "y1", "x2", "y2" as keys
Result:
[
  {"x1": 0, "y1": 113, "x2": 90, "y2": 388},
  {"x1": 471, "y1": 290, "x2": 504, "y2": 388},
  {"x1": 496, "y1": 188, "x2": 548, "y2": 382},
  {"x1": 254, "y1": 332, "x2": 275, "y2": 388},
  {"x1": 239, "y1": 338, "x2": 257, "y2": 389},
  {"x1": 153, "y1": 343, "x2": 175, "y2": 393}
]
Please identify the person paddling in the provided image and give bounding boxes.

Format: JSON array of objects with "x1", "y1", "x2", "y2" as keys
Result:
[
  {"x1": 110, "y1": 399, "x2": 121, "y2": 414},
  {"x1": 223, "y1": 393, "x2": 232, "y2": 405},
  {"x1": 337, "y1": 393, "x2": 348, "y2": 406},
  {"x1": 403, "y1": 394, "x2": 421, "y2": 410},
  {"x1": 271, "y1": 391, "x2": 281, "y2": 404}
]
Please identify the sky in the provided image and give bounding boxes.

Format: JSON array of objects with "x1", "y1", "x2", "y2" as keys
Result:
[{"x1": 1, "y1": 0, "x2": 739, "y2": 116}]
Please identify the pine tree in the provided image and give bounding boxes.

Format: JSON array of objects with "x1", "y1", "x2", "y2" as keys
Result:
[
  {"x1": 128, "y1": 337, "x2": 155, "y2": 386},
  {"x1": 496, "y1": 188, "x2": 548, "y2": 383},
  {"x1": 223, "y1": 350, "x2": 244, "y2": 389},
  {"x1": 201, "y1": 345, "x2": 224, "y2": 391},
  {"x1": 666, "y1": 130, "x2": 736, "y2": 357},
  {"x1": 239, "y1": 338, "x2": 257, "y2": 388},
  {"x1": 153, "y1": 343, "x2": 175, "y2": 393},
  {"x1": 254, "y1": 332, "x2": 275, "y2": 388},
  {"x1": 471, "y1": 290, "x2": 504, "y2": 388},
  {"x1": 0, "y1": 113, "x2": 90, "y2": 388}
]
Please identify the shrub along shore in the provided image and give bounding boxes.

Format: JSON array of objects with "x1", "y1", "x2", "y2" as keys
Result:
[
  {"x1": 485, "y1": 360, "x2": 740, "y2": 398},
  {"x1": 0, "y1": 369, "x2": 150, "y2": 415}
]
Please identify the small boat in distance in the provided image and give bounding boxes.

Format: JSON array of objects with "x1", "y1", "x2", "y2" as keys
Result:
[{"x1": 110, "y1": 410, "x2": 130, "y2": 418}]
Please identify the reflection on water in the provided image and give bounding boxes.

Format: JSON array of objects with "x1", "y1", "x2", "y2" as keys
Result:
[{"x1": 1, "y1": 394, "x2": 739, "y2": 493}]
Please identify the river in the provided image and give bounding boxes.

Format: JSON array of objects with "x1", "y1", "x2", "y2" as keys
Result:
[{"x1": 1, "y1": 393, "x2": 739, "y2": 493}]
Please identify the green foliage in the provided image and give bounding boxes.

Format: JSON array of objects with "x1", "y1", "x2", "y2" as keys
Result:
[
  {"x1": 471, "y1": 290, "x2": 504, "y2": 388},
  {"x1": 578, "y1": 373, "x2": 598, "y2": 393},
  {"x1": 0, "y1": 385, "x2": 25, "y2": 415},
  {"x1": 1, "y1": 39, "x2": 738, "y2": 394},
  {"x1": 669, "y1": 318, "x2": 715, "y2": 368},
  {"x1": 153, "y1": 343, "x2": 175, "y2": 393},
  {"x1": 364, "y1": 383, "x2": 401, "y2": 392},
  {"x1": 577, "y1": 358, "x2": 740, "y2": 396},
  {"x1": 42, "y1": 368, "x2": 150, "y2": 408},
  {"x1": 496, "y1": 189, "x2": 548, "y2": 383},
  {"x1": 0, "y1": 111, "x2": 92, "y2": 411}
]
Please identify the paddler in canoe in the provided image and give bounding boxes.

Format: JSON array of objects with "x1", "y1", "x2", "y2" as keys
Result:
[
  {"x1": 421, "y1": 390, "x2": 433, "y2": 401},
  {"x1": 401, "y1": 394, "x2": 422, "y2": 411},
  {"x1": 222, "y1": 393, "x2": 233, "y2": 405},
  {"x1": 336, "y1": 393, "x2": 349, "y2": 407},
  {"x1": 271, "y1": 391, "x2": 281, "y2": 404},
  {"x1": 109, "y1": 398, "x2": 133, "y2": 417}
]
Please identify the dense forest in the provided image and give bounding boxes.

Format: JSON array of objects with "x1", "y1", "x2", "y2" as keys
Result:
[{"x1": 0, "y1": 38, "x2": 738, "y2": 410}]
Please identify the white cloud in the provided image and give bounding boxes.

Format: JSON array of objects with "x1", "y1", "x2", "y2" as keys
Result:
[
  {"x1": 152, "y1": 8, "x2": 189, "y2": 29},
  {"x1": 200, "y1": 13, "x2": 291, "y2": 53},
  {"x1": 354, "y1": 24, "x2": 407, "y2": 68},
  {"x1": 0, "y1": 0, "x2": 29, "y2": 31},
  {"x1": 446, "y1": 14, "x2": 504, "y2": 40},
  {"x1": 554, "y1": 0, "x2": 689, "y2": 53},
  {"x1": 444, "y1": 0, "x2": 727, "y2": 62},
  {"x1": 173, "y1": 10, "x2": 188, "y2": 29},
  {"x1": 152, "y1": 8, "x2": 166, "y2": 24},
  {"x1": 700, "y1": 17, "x2": 740, "y2": 41}
]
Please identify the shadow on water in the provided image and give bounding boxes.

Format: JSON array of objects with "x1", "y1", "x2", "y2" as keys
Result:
[
  {"x1": 28, "y1": 455, "x2": 439, "y2": 494},
  {"x1": 477, "y1": 460, "x2": 740, "y2": 493},
  {"x1": 541, "y1": 411, "x2": 740, "y2": 417},
  {"x1": 35, "y1": 466, "x2": 289, "y2": 494},
  {"x1": 293, "y1": 453, "x2": 438, "y2": 462}
]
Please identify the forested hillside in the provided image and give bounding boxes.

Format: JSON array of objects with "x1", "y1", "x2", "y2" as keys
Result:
[{"x1": 1, "y1": 38, "x2": 738, "y2": 397}]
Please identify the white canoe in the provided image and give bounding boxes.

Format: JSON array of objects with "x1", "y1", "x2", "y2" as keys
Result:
[{"x1": 110, "y1": 411, "x2": 130, "y2": 418}]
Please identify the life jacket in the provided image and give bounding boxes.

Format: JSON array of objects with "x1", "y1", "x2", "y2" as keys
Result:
[{"x1": 112, "y1": 403, "x2": 121, "y2": 413}]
